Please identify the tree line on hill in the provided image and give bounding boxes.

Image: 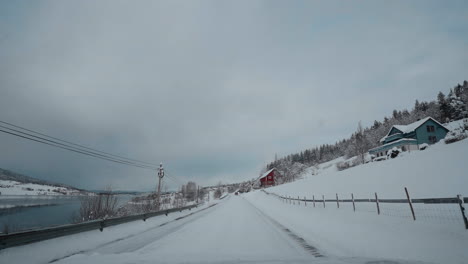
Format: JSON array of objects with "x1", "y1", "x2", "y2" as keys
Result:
[{"x1": 265, "y1": 80, "x2": 468, "y2": 180}]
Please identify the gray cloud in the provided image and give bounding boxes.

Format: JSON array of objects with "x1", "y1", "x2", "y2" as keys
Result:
[{"x1": 0, "y1": 1, "x2": 467, "y2": 190}]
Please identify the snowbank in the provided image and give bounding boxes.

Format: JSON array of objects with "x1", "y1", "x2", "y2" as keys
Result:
[
  {"x1": 0, "y1": 203, "x2": 217, "y2": 264},
  {"x1": 244, "y1": 191, "x2": 468, "y2": 264}
]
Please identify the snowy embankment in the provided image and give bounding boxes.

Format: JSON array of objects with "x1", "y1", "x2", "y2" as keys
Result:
[
  {"x1": 0, "y1": 180, "x2": 83, "y2": 196},
  {"x1": 244, "y1": 191, "x2": 468, "y2": 264},
  {"x1": 270, "y1": 139, "x2": 468, "y2": 199},
  {"x1": 240, "y1": 137, "x2": 468, "y2": 264}
]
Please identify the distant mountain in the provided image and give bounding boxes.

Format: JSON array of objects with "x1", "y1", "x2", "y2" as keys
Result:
[{"x1": 0, "y1": 168, "x2": 87, "y2": 195}]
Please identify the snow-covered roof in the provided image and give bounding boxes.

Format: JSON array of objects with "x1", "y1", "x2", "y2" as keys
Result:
[
  {"x1": 380, "y1": 117, "x2": 449, "y2": 143},
  {"x1": 258, "y1": 168, "x2": 275, "y2": 180},
  {"x1": 370, "y1": 138, "x2": 417, "y2": 153},
  {"x1": 394, "y1": 117, "x2": 431, "y2": 133}
]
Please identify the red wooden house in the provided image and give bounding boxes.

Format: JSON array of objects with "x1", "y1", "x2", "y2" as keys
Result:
[{"x1": 259, "y1": 168, "x2": 281, "y2": 187}]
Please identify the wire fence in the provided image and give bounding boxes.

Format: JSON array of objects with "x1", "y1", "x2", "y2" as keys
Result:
[{"x1": 263, "y1": 188, "x2": 468, "y2": 230}]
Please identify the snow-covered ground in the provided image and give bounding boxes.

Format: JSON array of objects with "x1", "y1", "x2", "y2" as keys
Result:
[
  {"x1": 0, "y1": 180, "x2": 83, "y2": 196},
  {"x1": 245, "y1": 191, "x2": 468, "y2": 264},
  {"x1": 269, "y1": 138, "x2": 468, "y2": 199}
]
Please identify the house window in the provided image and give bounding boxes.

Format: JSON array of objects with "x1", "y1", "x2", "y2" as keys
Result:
[
  {"x1": 426, "y1": 125, "x2": 435, "y2": 132},
  {"x1": 428, "y1": 136, "x2": 437, "y2": 143}
]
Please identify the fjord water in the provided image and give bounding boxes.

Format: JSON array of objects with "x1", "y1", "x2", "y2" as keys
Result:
[{"x1": 0, "y1": 195, "x2": 134, "y2": 233}]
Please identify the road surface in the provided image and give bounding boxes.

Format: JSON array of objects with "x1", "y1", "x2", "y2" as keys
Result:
[{"x1": 50, "y1": 195, "x2": 322, "y2": 264}]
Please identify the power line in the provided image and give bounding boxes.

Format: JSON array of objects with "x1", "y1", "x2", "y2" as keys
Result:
[
  {"x1": 0, "y1": 120, "x2": 159, "y2": 167},
  {"x1": 0, "y1": 128, "x2": 157, "y2": 170},
  {"x1": 0, "y1": 120, "x2": 196, "y2": 188},
  {"x1": 164, "y1": 169, "x2": 187, "y2": 186},
  {"x1": 0, "y1": 122, "x2": 158, "y2": 171}
]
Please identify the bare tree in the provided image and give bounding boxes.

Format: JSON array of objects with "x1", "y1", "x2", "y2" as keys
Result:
[
  {"x1": 183, "y1": 181, "x2": 197, "y2": 201},
  {"x1": 76, "y1": 186, "x2": 118, "y2": 222},
  {"x1": 354, "y1": 121, "x2": 370, "y2": 164}
]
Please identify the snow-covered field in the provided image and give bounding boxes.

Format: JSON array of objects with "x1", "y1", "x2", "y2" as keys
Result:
[
  {"x1": 268, "y1": 138, "x2": 468, "y2": 199},
  {"x1": 0, "y1": 180, "x2": 83, "y2": 196}
]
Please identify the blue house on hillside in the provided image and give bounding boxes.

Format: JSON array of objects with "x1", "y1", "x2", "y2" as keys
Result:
[{"x1": 369, "y1": 117, "x2": 449, "y2": 157}]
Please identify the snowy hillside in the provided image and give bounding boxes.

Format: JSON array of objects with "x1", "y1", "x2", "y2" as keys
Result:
[
  {"x1": 0, "y1": 180, "x2": 84, "y2": 196},
  {"x1": 0, "y1": 168, "x2": 85, "y2": 196},
  {"x1": 267, "y1": 138, "x2": 468, "y2": 199},
  {"x1": 240, "y1": 134, "x2": 468, "y2": 264}
]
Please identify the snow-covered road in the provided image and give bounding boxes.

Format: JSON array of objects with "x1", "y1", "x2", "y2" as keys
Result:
[{"x1": 51, "y1": 196, "x2": 319, "y2": 264}]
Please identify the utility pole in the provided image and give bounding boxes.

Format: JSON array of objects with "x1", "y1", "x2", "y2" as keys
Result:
[{"x1": 156, "y1": 163, "x2": 165, "y2": 211}]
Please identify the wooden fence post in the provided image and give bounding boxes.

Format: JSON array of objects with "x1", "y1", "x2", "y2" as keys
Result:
[
  {"x1": 375, "y1": 192, "x2": 380, "y2": 215},
  {"x1": 405, "y1": 187, "x2": 416, "y2": 221},
  {"x1": 336, "y1": 193, "x2": 340, "y2": 208},
  {"x1": 313, "y1": 195, "x2": 315, "y2": 208},
  {"x1": 351, "y1": 193, "x2": 355, "y2": 212},
  {"x1": 322, "y1": 195, "x2": 326, "y2": 208},
  {"x1": 457, "y1": 195, "x2": 468, "y2": 229}
]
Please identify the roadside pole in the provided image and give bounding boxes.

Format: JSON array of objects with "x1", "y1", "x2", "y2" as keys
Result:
[{"x1": 156, "y1": 163, "x2": 165, "y2": 211}]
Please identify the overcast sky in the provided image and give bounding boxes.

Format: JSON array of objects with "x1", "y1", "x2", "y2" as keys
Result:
[{"x1": 0, "y1": 1, "x2": 467, "y2": 191}]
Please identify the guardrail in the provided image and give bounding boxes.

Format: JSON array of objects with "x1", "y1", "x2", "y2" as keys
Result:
[
  {"x1": 263, "y1": 188, "x2": 468, "y2": 230},
  {"x1": 0, "y1": 203, "x2": 198, "y2": 250}
]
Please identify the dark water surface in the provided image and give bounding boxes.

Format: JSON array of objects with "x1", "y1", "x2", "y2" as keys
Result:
[{"x1": 0, "y1": 195, "x2": 134, "y2": 233}]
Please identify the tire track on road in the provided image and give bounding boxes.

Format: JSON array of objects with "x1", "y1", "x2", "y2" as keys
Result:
[{"x1": 242, "y1": 197, "x2": 326, "y2": 258}]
